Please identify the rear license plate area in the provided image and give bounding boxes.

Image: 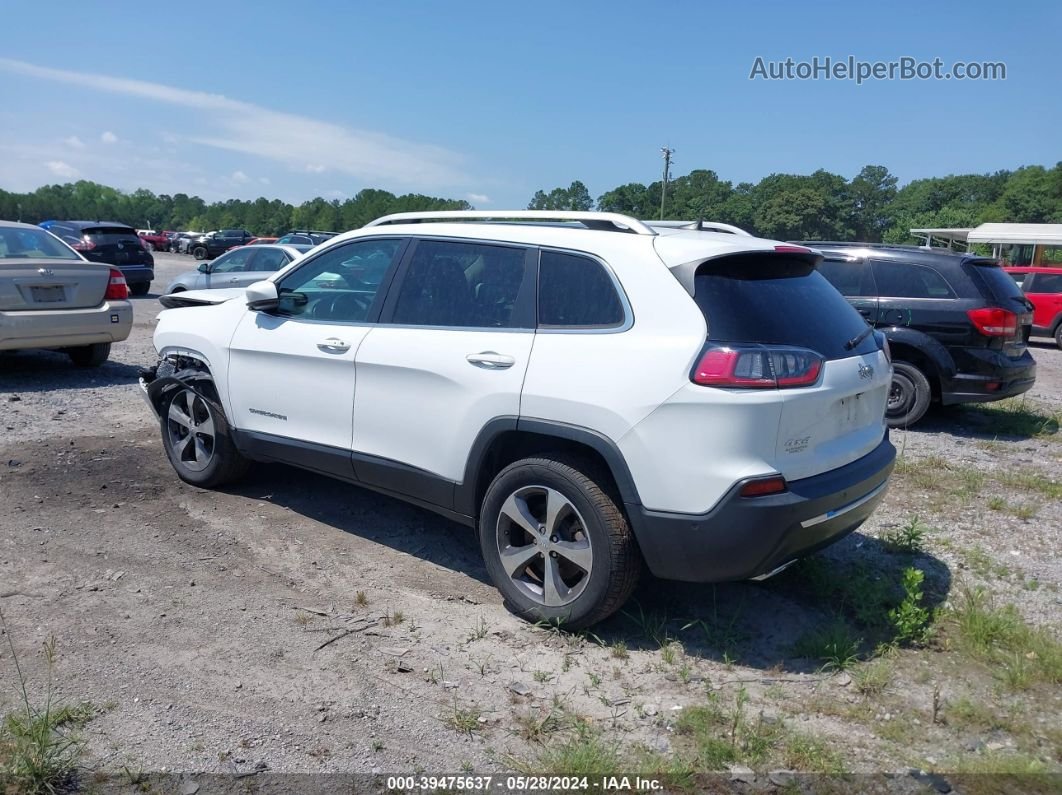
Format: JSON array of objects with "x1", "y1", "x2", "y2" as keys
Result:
[{"x1": 31, "y1": 285, "x2": 65, "y2": 303}]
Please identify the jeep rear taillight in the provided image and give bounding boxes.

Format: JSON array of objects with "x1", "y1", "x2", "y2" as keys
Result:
[
  {"x1": 967, "y1": 307, "x2": 1017, "y2": 337},
  {"x1": 691, "y1": 343, "x2": 823, "y2": 389},
  {"x1": 72, "y1": 236, "x2": 96, "y2": 251},
  {"x1": 105, "y1": 268, "x2": 129, "y2": 300}
]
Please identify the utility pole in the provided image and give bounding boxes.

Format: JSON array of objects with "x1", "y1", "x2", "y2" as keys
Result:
[{"x1": 659, "y1": 146, "x2": 674, "y2": 220}]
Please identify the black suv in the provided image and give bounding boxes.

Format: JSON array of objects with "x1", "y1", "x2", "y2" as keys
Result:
[
  {"x1": 40, "y1": 220, "x2": 154, "y2": 295},
  {"x1": 805, "y1": 243, "x2": 1036, "y2": 427},
  {"x1": 190, "y1": 229, "x2": 255, "y2": 260}
]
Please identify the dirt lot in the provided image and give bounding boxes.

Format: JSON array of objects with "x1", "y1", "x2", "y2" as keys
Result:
[{"x1": 2, "y1": 252, "x2": 1060, "y2": 792}]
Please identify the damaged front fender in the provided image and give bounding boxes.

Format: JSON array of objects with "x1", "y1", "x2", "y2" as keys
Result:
[{"x1": 138, "y1": 359, "x2": 215, "y2": 419}]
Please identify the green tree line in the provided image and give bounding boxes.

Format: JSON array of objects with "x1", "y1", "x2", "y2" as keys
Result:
[
  {"x1": 533, "y1": 163, "x2": 1062, "y2": 242},
  {"x1": 2, "y1": 161, "x2": 1059, "y2": 242},
  {"x1": 0, "y1": 182, "x2": 470, "y2": 235}
]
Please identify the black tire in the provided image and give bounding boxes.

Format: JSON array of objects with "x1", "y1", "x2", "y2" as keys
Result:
[
  {"x1": 170, "y1": 287, "x2": 186, "y2": 294},
  {"x1": 130, "y1": 281, "x2": 150, "y2": 297},
  {"x1": 478, "y1": 454, "x2": 641, "y2": 629},
  {"x1": 160, "y1": 383, "x2": 249, "y2": 488},
  {"x1": 1055, "y1": 324, "x2": 1062, "y2": 351},
  {"x1": 193, "y1": 246, "x2": 208, "y2": 260},
  {"x1": 67, "y1": 342, "x2": 110, "y2": 367},
  {"x1": 886, "y1": 361, "x2": 932, "y2": 428}
]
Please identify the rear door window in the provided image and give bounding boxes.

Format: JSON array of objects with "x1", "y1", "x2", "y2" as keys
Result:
[
  {"x1": 871, "y1": 260, "x2": 955, "y2": 299},
  {"x1": 965, "y1": 260, "x2": 1029, "y2": 306},
  {"x1": 211, "y1": 248, "x2": 255, "y2": 273},
  {"x1": 249, "y1": 248, "x2": 291, "y2": 272},
  {"x1": 1030, "y1": 273, "x2": 1062, "y2": 293},
  {"x1": 817, "y1": 258, "x2": 874, "y2": 296},
  {"x1": 538, "y1": 250, "x2": 625, "y2": 328},
  {"x1": 388, "y1": 239, "x2": 532, "y2": 329},
  {"x1": 693, "y1": 255, "x2": 877, "y2": 359}
]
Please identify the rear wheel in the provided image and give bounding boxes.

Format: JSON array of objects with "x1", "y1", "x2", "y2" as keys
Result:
[
  {"x1": 160, "y1": 385, "x2": 249, "y2": 487},
  {"x1": 1054, "y1": 324, "x2": 1062, "y2": 351},
  {"x1": 886, "y1": 361, "x2": 931, "y2": 428},
  {"x1": 478, "y1": 454, "x2": 640, "y2": 629},
  {"x1": 193, "y1": 246, "x2": 208, "y2": 260},
  {"x1": 67, "y1": 342, "x2": 110, "y2": 368}
]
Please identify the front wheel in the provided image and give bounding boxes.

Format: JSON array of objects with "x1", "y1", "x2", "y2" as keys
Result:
[
  {"x1": 192, "y1": 246, "x2": 208, "y2": 260},
  {"x1": 886, "y1": 361, "x2": 932, "y2": 428},
  {"x1": 1054, "y1": 324, "x2": 1062, "y2": 351},
  {"x1": 478, "y1": 454, "x2": 640, "y2": 629},
  {"x1": 160, "y1": 385, "x2": 249, "y2": 487}
]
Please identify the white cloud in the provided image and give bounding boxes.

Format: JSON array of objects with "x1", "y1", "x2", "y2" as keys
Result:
[
  {"x1": 64, "y1": 136, "x2": 85, "y2": 149},
  {"x1": 231, "y1": 170, "x2": 249, "y2": 183},
  {"x1": 46, "y1": 160, "x2": 79, "y2": 178},
  {"x1": 101, "y1": 130, "x2": 118, "y2": 144},
  {"x1": 305, "y1": 163, "x2": 326, "y2": 174},
  {"x1": 466, "y1": 192, "x2": 491, "y2": 205},
  {"x1": 0, "y1": 58, "x2": 467, "y2": 188}
]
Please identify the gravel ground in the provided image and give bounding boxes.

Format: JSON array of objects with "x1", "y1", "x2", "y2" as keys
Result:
[{"x1": 1, "y1": 252, "x2": 1059, "y2": 789}]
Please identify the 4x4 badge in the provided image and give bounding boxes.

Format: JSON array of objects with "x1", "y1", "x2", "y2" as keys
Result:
[{"x1": 859, "y1": 363, "x2": 874, "y2": 380}]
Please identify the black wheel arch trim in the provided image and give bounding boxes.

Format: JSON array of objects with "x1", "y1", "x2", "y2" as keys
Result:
[
  {"x1": 454, "y1": 416, "x2": 642, "y2": 518},
  {"x1": 879, "y1": 326, "x2": 956, "y2": 380}
]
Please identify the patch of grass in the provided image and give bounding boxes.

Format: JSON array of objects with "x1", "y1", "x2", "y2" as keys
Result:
[
  {"x1": 963, "y1": 398, "x2": 1060, "y2": 440},
  {"x1": 947, "y1": 750, "x2": 1049, "y2": 775},
  {"x1": 792, "y1": 618, "x2": 862, "y2": 671},
  {"x1": 780, "y1": 732, "x2": 846, "y2": 774},
  {"x1": 621, "y1": 603, "x2": 673, "y2": 648},
  {"x1": 355, "y1": 591, "x2": 369, "y2": 607},
  {"x1": 988, "y1": 496, "x2": 1007, "y2": 511},
  {"x1": 660, "y1": 643, "x2": 678, "y2": 666},
  {"x1": 0, "y1": 613, "x2": 93, "y2": 795},
  {"x1": 950, "y1": 586, "x2": 1062, "y2": 689},
  {"x1": 465, "y1": 617, "x2": 489, "y2": 643},
  {"x1": 532, "y1": 670, "x2": 552, "y2": 684},
  {"x1": 442, "y1": 699, "x2": 482, "y2": 737},
  {"x1": 854, "y1": 658, "x2": 892, "y2": 697},
  {"x1": 881, "y1": 516, "x2": 929, "y2": 555},
  {"x1": 382, "y1": 609, "x2": 405, "y2": 627},
  {"x1": 535, "y1": 723, "x2": 623, "y2": 775},
  {"x1": 999, "y1": 471, "x2": 1062, "y2": 500},
  {"x1": 609, "y1": 641, "x2": 629, "y2": 661},
  {"x1": 963, "y1": 546, "x2": 1011, "y2": 580},
  {"x1": 513, "y1": 704, "x2": 567, "y2": 744},
  {"x1": 293, "y1": 611, "x2": 313, "y2": 626}
]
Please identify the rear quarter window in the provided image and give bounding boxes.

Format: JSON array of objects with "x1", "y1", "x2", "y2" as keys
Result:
[
  {"x1": 538, "y1": 250, "x2": 625, "y2": 328},
  {"x1": 694, "y1": 255, "x2": 877, "y2": 359},
  {"x1": 965, "y1": 260, "x2": 1028, "y2": 304},
  {"x1": 871, "y1": 260, "x2": 955, "y2": 299}
]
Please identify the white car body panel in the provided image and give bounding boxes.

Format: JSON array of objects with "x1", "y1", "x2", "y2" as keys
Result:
[{"x1": 353, "y1": 326, "x2": 534, "y2": 482}]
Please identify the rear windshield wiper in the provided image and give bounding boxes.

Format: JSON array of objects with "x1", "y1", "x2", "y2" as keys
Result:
[{"x1": 844, "y1": 324, "x2": 874, "y2": 351}]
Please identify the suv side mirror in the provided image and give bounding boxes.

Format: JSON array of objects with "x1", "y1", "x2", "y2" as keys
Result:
[
  {"x1": 197, "y1": 262, "x2": 210, "y2": 274},
  {"x1": 246, "y1": 280, "x2": 279, "y2": 311}
]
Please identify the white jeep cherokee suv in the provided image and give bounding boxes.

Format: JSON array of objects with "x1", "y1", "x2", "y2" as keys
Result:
[{"x1": 141, "y1": 211, "x2": 895, "y2": 628}]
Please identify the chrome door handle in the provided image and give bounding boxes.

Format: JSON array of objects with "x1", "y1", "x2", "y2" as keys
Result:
[
  {"x1": 466, "y1": 351, "x2": 515, "y2": 369},
  {"x1": 317, "y1": 337, "x2": 350, "y2": 352}
]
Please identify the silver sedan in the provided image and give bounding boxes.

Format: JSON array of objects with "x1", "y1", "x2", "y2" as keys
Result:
[
  {"x1": 166, "y1": 244, "x2": 311, "y2": 293},
  {"x1": 0, "y1": 220, "x2": 132, "y2": 367}
]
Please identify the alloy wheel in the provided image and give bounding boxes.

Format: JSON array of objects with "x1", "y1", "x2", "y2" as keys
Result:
[
  {"x1": 495, "y1": 485, "x2": 593, "y2": 607},
  {"x1": 166, "y1": 389, "x2": 216, "y2": 472}
]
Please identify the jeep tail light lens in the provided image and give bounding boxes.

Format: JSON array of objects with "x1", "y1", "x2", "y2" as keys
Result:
[
  {"x1": 967, "y1": 307, "x2": 1017, "y2": 337},
  {"x1": 740, "y1": 476, "x2": 788, "y2": 497},
  {"x1": 72, "y1": 236, "x2": 96, "y2": 251},
  {"x1": 105, "y1": 268, "x2": 129, "y2": 300},
  {"x1": 692, "y1": 344, "x2": 823, "y2": 389}
]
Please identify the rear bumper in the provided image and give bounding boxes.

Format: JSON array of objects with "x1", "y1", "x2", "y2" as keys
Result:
[
  {"x1": 0, "y1": 301, "x2": 133, "y2": 350},
  {"x1": 940, "y1": 349, "x2": 1036, "y2": 405},
  {"x1": 628, "y1": 436, "x2": 895, "y2": 582},
  {"x1": 116, "y1": 265, "x2": 154, "y2": 285}
]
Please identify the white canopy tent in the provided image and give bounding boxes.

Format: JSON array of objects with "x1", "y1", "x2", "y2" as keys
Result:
[{"x1": 911, "y1": 223, "x2": 1062, "y2": 264}]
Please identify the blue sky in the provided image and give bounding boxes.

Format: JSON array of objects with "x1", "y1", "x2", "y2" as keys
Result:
[{"x1": 0, "y1": 0, "x2": 1058, "y2": 208}]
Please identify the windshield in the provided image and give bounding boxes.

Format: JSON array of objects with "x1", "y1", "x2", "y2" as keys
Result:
[{"x1": 0, "y1": 227, "x2": 81, "y2": 259}]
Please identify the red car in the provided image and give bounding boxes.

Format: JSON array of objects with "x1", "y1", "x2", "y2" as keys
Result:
[
  {"x1": 1005, "y1": 266, "x2": 1062, "y2": 349},
  {"x1": 137, "y1": 230, "x2": 171, "y2": 252}
]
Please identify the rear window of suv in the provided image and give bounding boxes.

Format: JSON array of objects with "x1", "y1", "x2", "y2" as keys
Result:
[
  {"x1": 966, "y1": 259, "x2": 1029, "y2": 305},
  {"x1": 693, "y1": 255, "x2": 878, "y2": 359},
  {"x1": 83, "y1": 226, "x2": 142, "y2": 245}
]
